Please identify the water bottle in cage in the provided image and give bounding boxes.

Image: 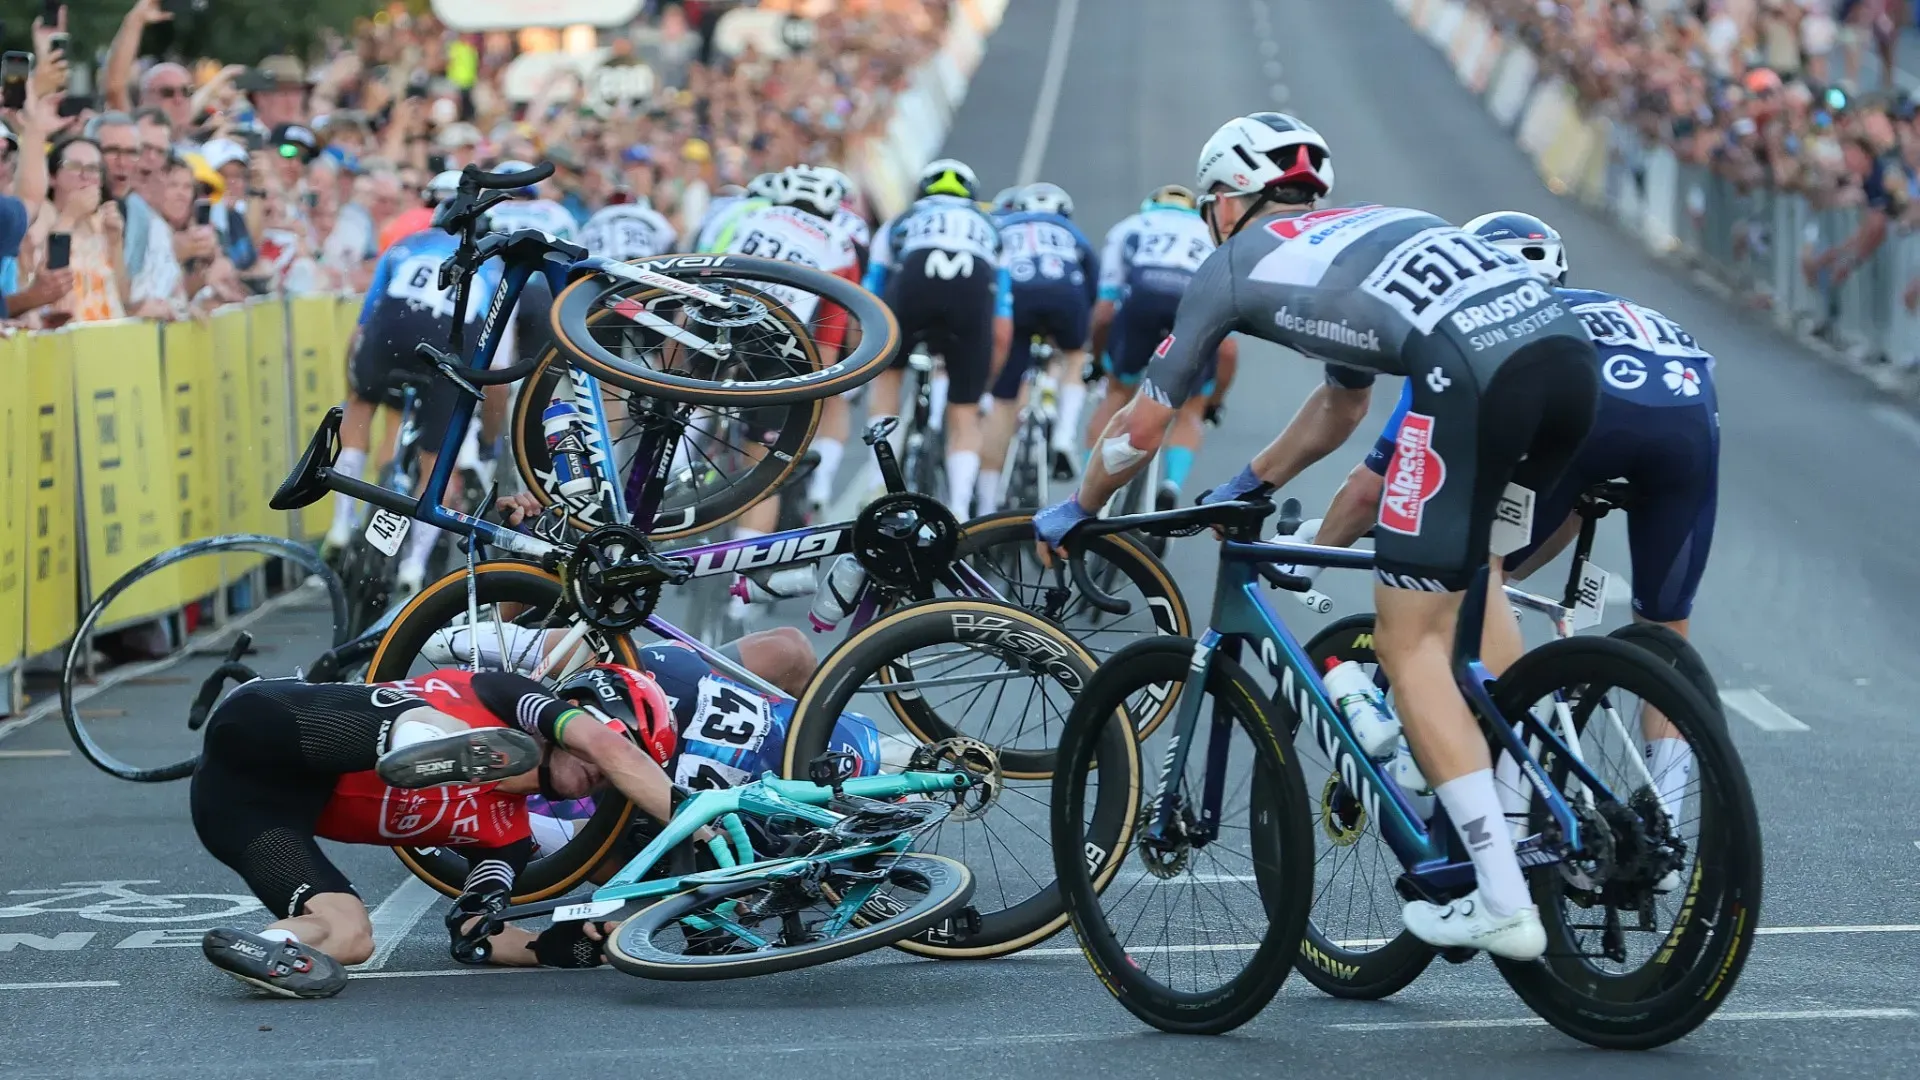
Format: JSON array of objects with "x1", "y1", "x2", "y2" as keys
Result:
[
  {"x1": 807, "y1": 554, "x2": 869, "y2": 632},
  {"x1": 730, "y1": 565, "x2": 821, "y2": 605},
  {"x1": 541, "y1": 400, "x2": 597, "y2": 501},
  {"x1": 1323, "y1": 660, "x2": 1400, "y2": 758}
]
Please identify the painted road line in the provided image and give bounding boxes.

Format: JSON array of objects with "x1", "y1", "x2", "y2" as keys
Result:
[
  {"x1": 1021, "y1": 924, "x2": 1920, "y2": 957},
  {"x1": 1720, "y1": 688, "x2": 1811, "y2": 732},
  {"x1": 0, "y1": 750, "x2": 71, "y2": 759},
  {"x1": 1015, "y1": 0, "x2": 1082, "y2": 185},
  {"x1": 353, "y1": 966, "x2": 611, "y2": 980},
  {"x1": 1756, "y1": 924, "x2": 1920, "y2": 936},
  {"x1": 0, "y1": 580, "x2": 330, "y2": 746},
  {"x1": 1329, "y1": 1008, "x2": 1915, "y2": 1033},
  {"x1": 0, "y1": 980, "x2": 120, "y2": 990},
  {"x1": 353, "y1": 877, "x2": 443, "y2": 972}
]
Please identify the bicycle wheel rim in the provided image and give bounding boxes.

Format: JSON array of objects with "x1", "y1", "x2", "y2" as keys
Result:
[
  {"x1": 1052, "y1": 639, "x2": 1314, "y2": 1035},
  {"x1": 510, "y1": 341, "x2": 821, "y2": 541},
  {"x1": 369, "y1": 561, "x2": 643, "y2": 902},
  {"x1": 553, "y1": 255, "x2": 899, "y2": 405},
  {"x1": 605, "y1": 853, "x2": 974, "y2": 980}
]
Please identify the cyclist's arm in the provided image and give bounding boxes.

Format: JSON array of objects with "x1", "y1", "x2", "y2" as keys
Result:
[{"x1": 468, "y1": 673, "x2": 676, "y2": 824}]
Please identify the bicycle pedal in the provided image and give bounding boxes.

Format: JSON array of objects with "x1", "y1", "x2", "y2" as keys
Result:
[{"x1": 1438, "y1": 947, "x2": 1479, "y2": 965}]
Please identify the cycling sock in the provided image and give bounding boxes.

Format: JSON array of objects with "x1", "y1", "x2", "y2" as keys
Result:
[
  {"x1": 808, "y1": 438, "x2": 844, "y2": 505},
  {"x1": 1163, "y1": 446, "x2": 1195, "y2": 492},
  {"x1": 400, "y1": 521, "x2": 442, "y2": 578},
  {"x1": 1056, "y1": 382, "x2": 1086, "y2": 448},
  {"x1": 929, "y1": 374, "x2": 950, "y2": 429},
  {"x1": 327, "y1": 449, "x2": 369, "y2": 543},
  {"x1": 1645, "y1": 738, "x2": 1695, "y2": 823},
  {"x1": 1434, "y1": 768, "x2": 1532, "y2": 918},
  {"x1": 945, "y1": 450, "x2": 979, "y2": 519},
  {"x1": 976, "y1": 470, "x2": 1001, "y2": 516}
]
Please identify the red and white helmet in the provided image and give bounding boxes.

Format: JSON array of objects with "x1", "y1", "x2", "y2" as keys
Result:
[
  {"x1": 554, "y1": 664, "x2": 677, "y2": 765},
  {"x1": 1194, "y1": 112, "x2": 1334, "y2": 200},
  {"x1": 775, "y1": 164, "x2": 850, "y2": 220}
]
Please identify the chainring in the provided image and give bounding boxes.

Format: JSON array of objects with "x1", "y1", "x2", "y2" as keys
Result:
[
  {"x1": 851, "y1": 491, "x2": 961, "y2": 599},
  {"x1": 565, "y1": 524, "x2": 669, "y2": 632}
]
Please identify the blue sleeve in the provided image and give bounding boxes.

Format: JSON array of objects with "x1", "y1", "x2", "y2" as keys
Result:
[
  {"x1": 862, "y1": 261, "x2": 890, "y2": 295},
  {"x1": 1361, "y1": 380, "x2": 1414, "y2": 475},
  {"x1": 994, "y1": 267, "x2": 1014, "y2": 319},
  {"x1": 358, "y1": 251, "x2": 398, "y2": 326}
]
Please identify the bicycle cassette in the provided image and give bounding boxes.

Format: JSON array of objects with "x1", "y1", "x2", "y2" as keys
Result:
[
  {"x1": 565, "y1": 524, "x2": 691, "y2": 632},
  {"x1": 851, "y1": 491, "x2": 960, "y2": 599}
]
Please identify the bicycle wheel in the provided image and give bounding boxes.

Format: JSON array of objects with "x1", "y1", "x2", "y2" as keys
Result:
[
  {"x1": 1607, "y1": 622, "x2": 1722, "y2": 709},
  {"x1": 1297, "y1": 615, "x2": 1437, "y2": 999},
  {"x1": 942, "y1": 510, "x2": 1189, "y2": 738},
  {"x1": 369, "y1": 561, "x2": 644, "y2": 902},
  {"x1": 62, "y1": 535, "x2": 349, "y2": 784},
  {"x1": 1489, "y1": 636, "x2": 1761, "y2": 1049},
  {"x1": 554, "y1": 255, "x2": 899, "y2": 405},
  {"x1": 512, "y1": 298, "x2": 825, "y2": 541},
  {"x1": 605, "y1": 852, "x2": 974, "y2": 980},
  {"x1": 782, "y1": 600, "x2": 1141, "y2": 959},
  {"x1": 1052, "y1": 638, "x2": 1314, "y2": 1035}
]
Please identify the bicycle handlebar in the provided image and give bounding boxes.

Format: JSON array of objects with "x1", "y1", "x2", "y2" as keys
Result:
[
  {"x1": 1062, "y1": 499, "x2": 1279, "y2": 615},
  {"x1": 465, "y1": 161, "x2": 554, "y2": 189}
]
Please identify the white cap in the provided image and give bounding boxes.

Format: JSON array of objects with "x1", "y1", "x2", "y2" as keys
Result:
[{"x1": 202, "y1": 138, "x2": 249, "y2": 171}]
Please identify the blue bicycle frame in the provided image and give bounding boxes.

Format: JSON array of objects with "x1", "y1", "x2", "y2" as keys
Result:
[{"x1": 1154, "y1": 536, "x2": 1627, "y2": 903}]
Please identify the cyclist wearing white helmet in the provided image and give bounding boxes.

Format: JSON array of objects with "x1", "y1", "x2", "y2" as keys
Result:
[
  {"x1": 976, "y1": 181, "x2": 1097, "y2": 510},
  {"x1": 861, "y1": 157, "x2": 1013, "y2": 517},
  {"x1": 1085, "y1": 182, "x2": 1238, "y2": 510},
  {"x1": 721, "y1": 164, "x2": 865, "y2": 537},
  {"x1": 1038, "y1": 114, "x2": 1604, "y2": 962},
  {"x1": 690, "y1": 170, "x2": 780, "y2": 253}
]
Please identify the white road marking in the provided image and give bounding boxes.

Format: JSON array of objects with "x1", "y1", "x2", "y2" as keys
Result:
[
  {"x1": 353, "y1": 877, "x2": 443, "y2": 972},
  {"x1": 1014, "y1": 0, "x2": 1082, "y2": 185},
  {"x1": 0, "y1": 750, "x2": 70, "y2": 759},
  {"x1": 0, "y1": 980, "x2": 120, "y2": 990},
  {"x1": 1719, "y1": 688, "x2": 1811, "y2": 731},
  {"x1": 1329, "y1": 1008, "x2": 1915, "y2": 1032},
  {"x1": 1756, "y1": 924, "x2": 1920, "y2": 936},
  {"x1": 352, "y1": 965, "x2": 608, "y2": 980},
  {"x1": 1022, "y1": 924, "x2": 1920, "y2": 957}
]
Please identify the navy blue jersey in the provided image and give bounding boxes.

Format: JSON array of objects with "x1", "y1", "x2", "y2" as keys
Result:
[
  {"x1": 1557, "y1": 287, "x2": 1715, "y2": 409},
  {"x1": 995, "y1": 210, "x2": 1097, "y2": 303},
  {"x1": 356, "y1": 230, "x2": 502, "y2": 347}
]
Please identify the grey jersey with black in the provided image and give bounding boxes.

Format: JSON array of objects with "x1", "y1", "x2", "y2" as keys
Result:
[{"x1": 1142, "y1": 203, "x2": 1602, "y2": 593}]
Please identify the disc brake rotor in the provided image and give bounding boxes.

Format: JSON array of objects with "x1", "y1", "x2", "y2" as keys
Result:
[
  {"x1": 1135, "y1": 804, "x2": 1192, "y2": 880},
  {"x1": 1319, "y1": 772, "x2": 1368, "y2": 847},
  {"x1": 907, "y1": 736, "x2": 1002, "y2": 821}
]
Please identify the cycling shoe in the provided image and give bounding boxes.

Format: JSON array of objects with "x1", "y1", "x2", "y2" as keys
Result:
[
  {"x1": 376, "y1": 727, "x2": 540, "y2": 789},
  {"x1": 203, "y1": 928, "x2": 349, "y2": 999}
]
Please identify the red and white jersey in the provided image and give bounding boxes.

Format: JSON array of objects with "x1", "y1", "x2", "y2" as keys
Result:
[
  {"x1": 723, "y1": 204, "x2": 860, "y2": 327},
  {"x1": 830, "y1": 203, "x2": 872, "y2": 266},
  {"x1": 314, "y1": 670, "x2": 530, "y2": 850}
]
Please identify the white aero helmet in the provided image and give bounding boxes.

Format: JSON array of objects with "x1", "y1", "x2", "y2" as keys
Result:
[
  {"x1": 916, "y1": 157, "x2": 979, "y2": 200},
  {"x1": 1015, "y1": 182, "x2": 1074, "y2": 217},
  {"x1": 990, "y1": 186, "x2": 1021, "y2": 212},
  {"x1": 424, "y1": 169, "x2": 463, "y2": 206},
  {"x1": 1194, "y1": 112, "x2": 1334, "y2": 201},
  {"x1": 746, "y1": 171, "x2": 782, "y2": 200},
  {"x1": 1465, "y1": 211, "x2": 1568, "y2": 285},
  {"x1": 775, "y1": 164, "x2": 849, "y2": 220}
]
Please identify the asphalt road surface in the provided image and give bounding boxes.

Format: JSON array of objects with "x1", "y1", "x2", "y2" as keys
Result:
[{"x1": 6, "y1": 1, "x2": 1920, "y2": 1075}]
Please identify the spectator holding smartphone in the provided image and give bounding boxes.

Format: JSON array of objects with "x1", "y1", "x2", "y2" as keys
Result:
[
  {"x1": 29, "y1": 137, "x2": 126, "y2": 325},
  {"x1": 2, "y1": 74, "x2": 72, "y2": 322}
]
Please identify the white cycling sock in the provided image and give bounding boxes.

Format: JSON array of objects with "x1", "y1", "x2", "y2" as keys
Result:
[
  {"x1": 976, "y1": 470, "x2": 1002, "y2": 516},
  {"x1": 945, "y1": 450, "x2": 979, "y2": 520},
  {"x1": 808, "y1": 437, "x2": 844, "y2": 506},
  {"x1": 1645, "y1": 738, "x2": 1695, "y2": 824},
  {"x1": 1435, "y1": 768, "x2": 1533, "y2": 918},
  {"x1": 327, "y1": 449, "x2": 369, "y2": 544},
  {"x1": 1056, "y1": 382, "x2": 1086, "y2": 449},
  {"x1": 399, "y1": 521, "x2": 442, "y2": 579}
]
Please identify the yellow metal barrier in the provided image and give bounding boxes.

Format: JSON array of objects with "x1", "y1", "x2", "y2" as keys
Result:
[
  {"x1": 247, "y1": 299, "x2": 293, "y2": 540},
  {"x1": 0, "y1": 334, "x2": 29, "y2": 664},
  {"x1": 162, "y1": 318, "x2": 220, "y2": 603},
  {"x1": 71, "y1": 321, "x2": 176, "y2": 627},
  {"x1": 289, "y1": 296, "x2": 345, "y2": 540},
  {"x1": 25, "y1": 331, "x2": 78, "y2": 657}
]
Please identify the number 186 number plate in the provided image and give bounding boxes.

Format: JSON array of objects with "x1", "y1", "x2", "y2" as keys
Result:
[{"x1": 365, "y1": 508, "x2": 412, "y2": 557}]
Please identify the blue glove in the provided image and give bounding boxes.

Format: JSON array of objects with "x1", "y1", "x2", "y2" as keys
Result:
[
  {"x1": 1034, "y1": 495, "x2": 1096, "y2": 549},
  {"x1": 1198, "y1": 465, "x2": 1266, "y2": 506}
]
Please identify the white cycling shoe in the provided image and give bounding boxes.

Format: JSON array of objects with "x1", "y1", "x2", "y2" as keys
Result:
[{"x1": 1401, "y1": 889, "x2": 1547, "y2": 960}]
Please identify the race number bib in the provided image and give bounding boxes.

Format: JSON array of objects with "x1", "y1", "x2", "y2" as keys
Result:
[
  {"x1": 688, "y1": 678, "x2": 772, "y2": 755},
  {"x1": 1361, "y1": 229, "x2": 1533, "y2": 334},
  {"x1": 386, "y1": 255, "x2": 459, "y2": 320},
  {"x1": 673, "y1": 753, "x2": 751, "y2": 792},
  {"x1": 1573, "y1": 301, "x2": 1707, "y2": 359}
]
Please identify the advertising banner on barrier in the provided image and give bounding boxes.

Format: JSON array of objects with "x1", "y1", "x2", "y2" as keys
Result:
[
  {"x1": 72, "y1": 321, "x2": 176, "y2": 627},
  {"x1": 210, "y1": 306, "x2": 262, "y2": 559},
  {"x1": 25, "y1": 332, "x2": 78, "y2": 656},
  {"x1": 1486, "y1": 44, "x2": 1539, "y2": 129},
  {"x1": 248, "y1": 300, "x2": 294, "y2": 540},
  {"x1": 0, "y1": 335, "x2": 28, "y2": 666},
  {"x1": 289, "y1": 296, "x2": 344, "y2": 541},
  {"x1": 162, "y1": 319, "x2": 220, "y2": 603}
]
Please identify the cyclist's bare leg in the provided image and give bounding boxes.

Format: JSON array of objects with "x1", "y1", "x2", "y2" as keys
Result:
[
  {"x1": 944, "y1": 397, "x2": 984, "y2": 519},
  {"x1": 397, "y1": 449, "x2": 444, "y2": 586},
  {"x1": 265, "y1": 891, "x2": 374, "y2": 966},
  {"x1": 809, "y1": 392, "x2": 853, "y2": 508},
  {"x1": 733, "y1": 625, "x2": 816, "y2": 697},
  {"x1": 978, "y1": 383, "x2": 1024, "y2": 515},
  {"x1": 1161, "y1": 395, "x2": 1208, "y2": 501}
]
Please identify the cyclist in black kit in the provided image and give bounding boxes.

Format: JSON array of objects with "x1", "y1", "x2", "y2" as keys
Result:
[{"x1": 1035, "y1": 112, "x2": 1600, "y2": 960}]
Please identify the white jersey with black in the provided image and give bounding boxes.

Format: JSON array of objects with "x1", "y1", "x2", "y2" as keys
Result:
[
  {"x1": 722, "y1": 203, "x2": 858, "y2": 324},
  {"x1": 581, "y1": 204, "x2": 678, "y2": 261},
  {"x1": 1097, "y1": 207, "x2": 1216, "y2": 300},
  {"x1": 483, "y1": 199, "x2": 579, "y2": 244}
]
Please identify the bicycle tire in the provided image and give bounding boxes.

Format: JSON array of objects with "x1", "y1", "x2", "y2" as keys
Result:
[
  {"x1": 62, "y1": 535, "x2": 349, "y2": 784},
  {"x1": 1296, "y1": 614, "x2": 1437, "y2": 999},
  {"x1": 605, "y1": 853, "x2": 974, "y2": 980},
  {"x1": 942, "y1": 510, "x2": 1189, "y2": 739},
  {"x1": 1052, "y1": 637, "x2": 1314, "y2": 1035},
  {"x1": 553, "y1": 254, "x2": 899, "y2": 405},
  {"x1": 511, "y1": 292, "x2": 824, "y2": 540},
  {"x1": 1607, "y1": 622, "x2": 1723, "y2": 719},
  {"x1": 1489, "y1": 636, "x2": 1762, "y2": 1050},
  {"x1": 369, "y1": 561, "x2": 644, "y2": 903},
  {"x1": 782, "y1": 599, "x2": 1141, "y2": 958}
]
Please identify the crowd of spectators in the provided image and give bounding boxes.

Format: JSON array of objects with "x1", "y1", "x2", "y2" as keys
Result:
[{"x1": 0, "y1": 0, "x2": 950, "y2": 329}]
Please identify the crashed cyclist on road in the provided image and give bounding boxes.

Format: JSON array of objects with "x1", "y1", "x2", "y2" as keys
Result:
[{"x1": 1035, "y1": 112, "x2": 1601, "y2": 960}]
